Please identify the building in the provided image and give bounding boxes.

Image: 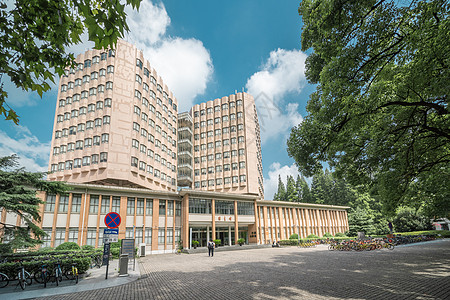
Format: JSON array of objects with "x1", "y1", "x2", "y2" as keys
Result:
[
  {"x1": 48, "y1": 40, "x2": 179, "y2": 192},
  {"x1": 30, "y1": 183, "x2": 348, "y2": 254},
  {"x1": 0, "y1": 40, "x2": 349, "y2": 253}
]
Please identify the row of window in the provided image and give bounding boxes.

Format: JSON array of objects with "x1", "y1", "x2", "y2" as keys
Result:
[
  {"x1": 130, "y1": 157, "x2": 176, "y2": 186},
  {"x1": 132, "y1": 122, "x2": 176, "y2": 158},
  {"x1": 193, "y1": 100, "x2": 243, "y2": 117},
  {"x1": 194, "y1": 113, "x2": 243, "y2": 128},
  {"x1": 54, "y1": 116, "x2": 110, "y2": 138},
  {"x1": 61, "y1": 81, "x2": 113, "y2": 93},
  {"x1": 193, "y1": 129, "x2": 245, "y2": 140},
  {"x1": 131, "y1": 139, "x2": 175, "y2": 171},
  {"x1": 50, "y1": 152, "x2": 108, "y2": 171},
  {"x1": 42, "y1": 226, "x2": 181, "y2": 247},
  {"x1": 62, "y1": 50, "x2": 115, "y2": 77},
  {"x1": 134, "y1": 73, "x2": 177, "y2": 112},
  {"x1": 57, "y1": 99, "x2": 112, "y2": 121},
  {"x1": 188, "y1": 198, "x2": 254, "y2": 215},
  {"x1": 194, "y1": 139, "x2": 244, "y2": 151},
  {"x1": 134, "y1": 90, "x2": 177, "y2": 125},
  {"x1": 193, "y1": 175, "x2": 246, "y2": 188},
  {"x1": 194, "y1": 148, "x2": 245, "y2": 163},
  {"x1": 58, "y1": 96, "x2": 112, "y2": 109},
  {"x1": 52, "y1": 135, "x2": 109, "y2": 155},
  {"x1": 194, "y1": 162, "x2": 246, "y2": 175}
]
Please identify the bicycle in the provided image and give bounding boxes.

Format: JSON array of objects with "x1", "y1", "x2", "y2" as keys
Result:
[
  {"x1": 0, "y1": 272, "x2": 9, "y2": 288},
  {"x1": 91, "y1": 254, "x2": 102, "y2": 268},
  {"x1": 34, "y1": 263, "x2": 50, "y2": 288},
  {"x1": 17, "y1": 263, "x2": 32, "y2": 290},
  {"x1": 64, "y1": 262, "x2": 78, "y2": 284},
  {"x1": 53, "y1": 261, "x2": 63, "y2": 286}
]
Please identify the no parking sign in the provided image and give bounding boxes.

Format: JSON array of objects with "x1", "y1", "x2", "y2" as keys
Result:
[{"x1": 104, "y1": 212, "x2": 121, "y2": 229}]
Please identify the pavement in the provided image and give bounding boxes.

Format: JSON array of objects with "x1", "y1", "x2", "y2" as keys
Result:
[
  {"x1": 0, "y1": 258, "x2": 140, "y2": 300},
  {"x1": 1, "y1": 239, "x2": 449, "y2": 300}
]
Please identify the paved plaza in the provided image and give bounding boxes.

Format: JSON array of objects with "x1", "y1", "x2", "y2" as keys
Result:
[{"x1": 8, "y1": 239, "x2": 450, "y2": 300}]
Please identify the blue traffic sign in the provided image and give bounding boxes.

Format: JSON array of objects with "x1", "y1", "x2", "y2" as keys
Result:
[{"x1": 105, "y1": 212, "x2": 121, "y2": 229}]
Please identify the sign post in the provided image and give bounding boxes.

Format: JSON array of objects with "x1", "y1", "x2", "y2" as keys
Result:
[
  {"x1": 121, "y1": 239, "x2": 135, "y2": 271},
  {"x1": 104, "y1": 212, "x2": 121, "y2": 280}
]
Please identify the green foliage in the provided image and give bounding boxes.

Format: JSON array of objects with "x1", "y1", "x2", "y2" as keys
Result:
[
  {"x1": 81, "y1": 245, "x2": 95, "y2": 251},
  {"x1": 285, "y1": 175, "x2": 298, "y2": 202},
  {"x1": 393, "y1": 207, "x2": 432, "y2": 232},
  {"x1": 55, "y1": 242, "x2": 81, "y2": 251},
  {"x1": 347, "y1": 207, "x2": 376, "y2": 236},
  {"x1": 394, "y1": 230, "x2": 450, "y2": 238},
  {"x1": 0, "y1": 243, "x2": 13, "y2": 254},
  {"x1": 288, "y1": 0, "x2": 450, "y2": 218},
  {"x1": 322, "y1": 232, "x2": 333, "y2": 238},
  {"x1": 110, "y1": 239, "x2": 121, "y2": 249},
  {"x1": 334, "y1": 232, "x2": 347, "y2": 237},
  {"x1": 306, "y1": 234, "x2": 319, "y2": 239},
  {"x1": 213, "y1": 239, "x2": 221, "y2": 246},
  {"x1": 296, "y1": 175, "x2": 312, "y2": 203},
  {"x1": 0, "y1": 0, "x2": 142, "y2": 124},
  {"x1": 289, "y1": 233, "x2": 299, "y2": 240},
  {"x1": 237, "y1": 238, "x2": 245, "y2": 245},
  {"x1": 110, "y1": 247, "x2": 120, "y2": 259},
  {"x1": 192, "y1": 240, "x2": 199, "y2": 247},
  {"x1": 273, "y1": 175, "x2": 286, "y2": 201},
  {"x1": 0, "y1": 155, "x2": 68, "y2": 249}
]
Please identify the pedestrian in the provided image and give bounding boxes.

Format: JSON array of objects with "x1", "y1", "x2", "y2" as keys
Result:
[
  {"x1": 388, "y1": 222, "x2": 393, "y2": 234},
  {"x1": 207, "y1": 239, "x2": 215, "y2": 257}
]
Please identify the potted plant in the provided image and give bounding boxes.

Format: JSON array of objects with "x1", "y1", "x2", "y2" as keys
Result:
[
  {"x1": 192, "y1": 240, "x2": 199, "y2": 249},
  {"x1": 213, "y1": 239, "x2": 221, "y2": 248},
  {"x1": 237, "y1": 238, "x2": 245, "y2": 246}
]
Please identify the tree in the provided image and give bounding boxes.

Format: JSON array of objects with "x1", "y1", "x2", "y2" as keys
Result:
[
  {"x1": 288, "y1": 0, "x2": 450, "y2": 217},
  {"x1": 347, "y1": 207, "x2": 375, "y2": 237},
  {"x1": 0, "y1": 0, "x2": 141, "y2": 124},
  {"x1": 296, "y1": 175, "x2": 312, "y2": 203},
  {"x1": 273, "y1": 175, "x2": 286, "y2": 201},
  {"x1": 0, "y1": 155, "x2": 68, "y2": 250},
  {"x1": 285, "y1": 175, "x2": 298, "y2": 202},
  {"x1": 392, "y1": 207, "x2": 432, "y2": 232}
]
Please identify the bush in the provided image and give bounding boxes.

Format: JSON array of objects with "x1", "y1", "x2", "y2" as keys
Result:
[
  {"x1": 213, "y1": 239, "x2": 221, "y2": 246},
  {"x1": 81, "y1": 245, "x2": 95, "y2": 251},
  {"x1": 55, "y1": 242, "x2": 81, "y2": 251},
  {"x1": 393, "y1": 207, "x2": 432, "y2": 232},
  {"x1": 279, "y1": 239, "x2": 298, "y2": 246},
  {"x1": 322, "y1": 232, "x2": 333, "y2": 238},
  {"x1": 237, "y1": 238, "x2": 245, "y2": 245},
  {"x1": 0, "y1": 244, "x2": 13, "y2": 254},
  {"x1": 192, "y1": 240, "x2": 199, "y2": 247},
  {"x1": 307, "y1": 234, "x2": 319, "y2": 239},
  {"x1": 110, "y1": 247, "x2": 120, "y2": 259},
  {"x1": 289, "y1": 233, "x2": 299, "y2": 240},
  {"x1": 110, "y1": 239, "x2": 121, "y2": 249},
  {"x1": 334, "y1": 232, "x2": 347, "y2": 237}
]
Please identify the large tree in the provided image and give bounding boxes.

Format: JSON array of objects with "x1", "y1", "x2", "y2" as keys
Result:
[
  {"x1": 0, "y1": 0, "x2": 141, "y2": 124},
  {"x1": 273, "y1": 175, "x2": 286, "y2": 201},
  {"x1": 288, "y1": 0, "x2": 449, "y2": 217},
  {"x1": 0, "y1": 155, "x2": 67, "y2": 251}
]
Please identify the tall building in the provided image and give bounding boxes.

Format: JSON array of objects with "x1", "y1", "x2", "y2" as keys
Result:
[
  {"x1": 48, "y1": 40, "x2": 179, "y2": 192},
  {"x1": 48, "y1": 40, "x2": 264, "y2": 198}
]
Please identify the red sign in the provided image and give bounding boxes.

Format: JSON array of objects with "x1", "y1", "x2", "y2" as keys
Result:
[{"x1": 104, "y1": 212, "x2": 121, "y2": 229}]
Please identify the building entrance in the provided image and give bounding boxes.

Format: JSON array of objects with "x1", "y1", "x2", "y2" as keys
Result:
[{"x1": 191, "y1": 227, "x2": 208, "y2": 248}]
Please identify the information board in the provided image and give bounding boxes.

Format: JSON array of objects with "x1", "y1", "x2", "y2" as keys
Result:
[
  {"x1": 103, "y1": 228, "x2": 119, "y2": 243},
  {"x1": 121, "y1": 238, "x2": 135, "y2": 259},
  {"x1": 102, "y1": 242, "x2": 111, "y2": 266}
]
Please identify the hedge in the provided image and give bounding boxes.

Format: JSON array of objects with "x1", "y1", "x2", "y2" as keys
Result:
[
  {"x1": 0, "y1": 249, "x2": 102, "y2": 262},
  {"x1": 0, "y1": 256, "x2": 91, "y2": 279}
]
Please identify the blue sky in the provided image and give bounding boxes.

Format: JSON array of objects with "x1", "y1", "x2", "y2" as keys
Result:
[{"x1": 0, "y1": 0, "x2": 314, "y2": 199}]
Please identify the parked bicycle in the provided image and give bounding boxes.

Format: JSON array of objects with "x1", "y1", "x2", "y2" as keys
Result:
[
  {"x1": 34, "y1": 263, "x2": 50, "y2": 288},
  {"x1": 53, "y1": 261, "x2": 63, "y2": 286},
  {"x1": 64, "y1": 262, "x2": 78, "y2": 284},
  {"x1": 0, "y1": 272, "x2": 9, "y2": 288},
  {"x1": 16, "y1": 262, "x2": 32, "y2": 290}
]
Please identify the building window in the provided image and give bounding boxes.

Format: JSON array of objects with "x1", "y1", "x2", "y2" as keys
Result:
[
  {"x1": 86, "y1": 229, "x2": 96, "y2": 246},
  {"x1": 102, "y1": 133, "x2": 109, "y2": 143},
  {"x1": 89, "y1": 195, "x2": 99, "y2": 214},
  {"x1": 145, "y1": 228, "x2": 152, "y2": 244},
  {"x1": 166, "y1": 228, "x2": 173, "y2": 244},
  {"x1": 54, "y1": 228, "x2": 66, "y2": 247},
  {"x1": 101, "y1": 196, "x2": 110, "y2": 214},
  {"x1": 42, "y1": 228, "x2": 52, "y2": 247},
  {"x1": 136, "y1": 198, "x2": 144, "y2": 215},
  {"x1": 135, "y1": 228, "x2": 143, "y2": 245},
  {"x1": 240, "y1": 175, "x2": 246, "y2": 182},
  {"x1": 158, "y1": 228, "x2": 165, "y2": 244},
  {"x1": 111, "y1": 196, "x2": 120, "y2": 213},
  {"x1": 45, "y1": 195, "x2": 56, "y2": 212},
  {"x1": 126, "y1": 227, "x2": 134, "y2": 239},
  {"x1": 189, "y1": 198, "x2": 211, "y2": 214},
  {"x1": 58, "y1": 195, "x2": 69, "y2": 213},
  {"x1": 100, "y1": 152, "x2": 108, "y2": 162},
  {"x1": 127, "y1": 198, "x2": 135, "y2": 215},
  {"x1": 237, "y1": 202, "x2": 254, "y2": 215},
  {"x1": 68, "y1": 229, "x2": 78, "y2": 243},
  {"x1": 71, "y1": 194, "x2": 82, "y2": 213},
  {"x1": 159, "y1": 201, "x2": 166, "y2": 215},
  {"x1": 215, "y1": 200, "x2": 234, "y2": 215},
  {"x1": 167, "y1": 201, "x2": 174, "y2": 216},
  {"x1": 131, "y1": 156, "x2": 138, "y2": 167}
]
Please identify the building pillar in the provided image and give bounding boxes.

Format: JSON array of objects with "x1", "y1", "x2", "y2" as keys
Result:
[
  {"x1": 263, "y1": 206, "x2": 268, "y2": 244},
  {"x1": 344, "y1": 210, "x2": 349, "y2": 231},
  {"x1": 164, "y1": 200, "x2": 168, "y2": 251},
  {"x1": 51, "y1": 194, "x2": 61, "y2": 247},
  {"x1": 151, "y1": 198, "x2": 159, "y2": 251},
  {"x1": 211, "y1": 199, "x2": 216, "y2": 240},
  {"x1": 64, "y1": 193, "x2": 73, "y2": 243},
  {"x1": 253, "y1": 200, "x2": 259, "y2": 244},
  {"x1": 234, "y1": 201, "x2": 238, "y2": 245},
  {"x1": 181, "y1": 194, "x2": 189, "y2": 249},
  {"x1": 304, "y1": 208, "x2": 310, "y2": 236},
  {"x1": 278, "y1": 207, "x2": 284, "y2": 240},
  {"x1": 326, "y1": 210, "x2": 332, "y2": 235},
  {"x1": 95, "y1": 195, "x2": 102, "y2": 248}
]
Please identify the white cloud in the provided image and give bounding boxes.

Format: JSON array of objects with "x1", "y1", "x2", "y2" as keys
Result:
[
  {"x1": 246, "y1": 49, "x2": 307, "y2": 144},
  {"x1": 0, "y1": 126, "x2": 50, "y2": 172},
  {"x1": 126, "y1": 0, "x2": 213, "y2": 111},
  {"x1": 264, "y1": 162, "x2": 300, "y2": 200}
]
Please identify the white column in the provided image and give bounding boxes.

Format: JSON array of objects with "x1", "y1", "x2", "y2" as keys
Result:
[
  {"x1": 228, "y1": 225, "x2": 231, "y2": 246},
  {"x1": 189, "y1": 227, "x2": 192, "y2": 249}
]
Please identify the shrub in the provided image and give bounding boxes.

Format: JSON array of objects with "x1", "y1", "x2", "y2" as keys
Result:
[
  {"x1": 334, "y1": 232, "x2": 347, "y2": 237},
  {"x1": 110, "y1": 247, "x2": 120, "y2": 259},
  {"x1": 55, "y1": 242, "x2": 80, "y2": 251},
  {"x1": 110, "y1": 239, "x2": 121, "y2": 249},
  {"x1": 213, "y1": 239, "x2": 221, "y2": 246},
  {"x1": 393, "y1": 207, "x2": 432, "y2": 232},
  {"x1": 0, "y1": 244, "x2": 13, "y2": 254},
  {"x1": 279, "y1": 239, "x2": 298, "y2": 246},
  {"x1": 323, "y1": 232, "x2": 333, "y2": 238},
  {"x1": 237, "y1": 238, "x2": 245, "y2": 245},
  {"x1": 289, "y1": 233, "x2": 299, "y2": 240},
  {"x1": 192, "y1": 240, "x2": 199, "y2": 247},
  {"x1": 307, "y1": 234, "x2": 319, "y2": 239},
  {"x1": 81, "y1": 245, "x2": 95, "y2": 251}
]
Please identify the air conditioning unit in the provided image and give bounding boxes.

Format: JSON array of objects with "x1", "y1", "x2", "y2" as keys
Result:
[{"x1": 140, "y1": 243, "x2": 146, "y2": 257}]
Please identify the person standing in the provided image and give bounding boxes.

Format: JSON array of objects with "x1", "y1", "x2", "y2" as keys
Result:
[
  {"x1": 388, "y1": 222, "x2": 393, "y2": 234},
  {"x1": 207, "y1": 239, "x2": 215, "y2": 257}
]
